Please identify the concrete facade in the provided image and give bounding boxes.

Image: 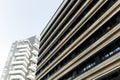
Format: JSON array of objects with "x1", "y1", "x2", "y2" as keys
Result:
[{"x1": 37, "y1": 0, "x2": 120, "y2": 80}]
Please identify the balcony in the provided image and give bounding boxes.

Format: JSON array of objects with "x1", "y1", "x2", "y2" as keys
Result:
[
  {"x1": 14, "y1": 52, "x2": 30, "y2": 59},
  {"x1": 13, "y1": 65, "x2": 28, "y2": 73},
  {"x1": 11, "y1": 61, "x2": 28, "y2": 68},
  {"x1": 17, "y1": 44, "x2": 31, "y2": 50},
  {"x1": 27, "y1": 74, "x2": 35, "y2": 80},
  {"x1": 16, "y1": 56, "x2": 29, "y2": 64},
  {"x1": 9, "y1": 75, "x2": 25, "y2": 80},
  {"x1": 18, "y1": 48, "x2": 31, "y2": 56},
  {"x1": 9, "y1": 70, "x2": 26, "y2": 77}
]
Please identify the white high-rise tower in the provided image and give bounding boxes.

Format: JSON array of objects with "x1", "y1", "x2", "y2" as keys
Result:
[{"x1": 1, "y1": 36, "x2": 40, "y2": 80}]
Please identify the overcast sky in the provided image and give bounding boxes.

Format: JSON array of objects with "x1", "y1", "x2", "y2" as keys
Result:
[{"x1": 0, "y1": 0, "x2": 63, "y2": 77}]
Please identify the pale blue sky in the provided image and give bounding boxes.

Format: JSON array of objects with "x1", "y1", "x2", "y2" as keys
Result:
[{"x1": 0, "y1": 0, "x2": 63, "y2": 76}]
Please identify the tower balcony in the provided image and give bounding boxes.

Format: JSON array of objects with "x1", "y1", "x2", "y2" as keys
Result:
[
  {"x1": 11, "y1": 60, "x2": 28, "y2": 68},
  {"x1": 9, "y1": 70, "x2": 26, "y2": 77},
  {"x1": 14, "y1": 52, "x2": 30, "y2": 59},
  {"x1": 17, "y1": 44, "x2": 31, "y2": 50},
  {"x1": 13, "y1": 65, "x2": 28, "y2": 73},
  {"x1": 9, "y1": 75, "x2": 25, "y2": 80}
]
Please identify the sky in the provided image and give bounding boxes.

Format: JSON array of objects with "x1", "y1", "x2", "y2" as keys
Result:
[{"x1": 0, "y1": 0, "x2": 63, "y2": 77}]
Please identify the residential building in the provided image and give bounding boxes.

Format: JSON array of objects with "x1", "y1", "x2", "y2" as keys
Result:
[
  {"x1": 36, "y1": 0, "x2": 120, "y2": 80},
  {"x1": 1, "y1": 42, "x2": 18, "y2": 80},
  {"x1": 1, "y1": 36, "x2": 39, "y2": 80}
]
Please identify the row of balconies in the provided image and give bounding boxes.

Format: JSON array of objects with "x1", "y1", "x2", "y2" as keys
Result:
[
  {"x1": 10, "y1": 60, "x2": 36, "y2": 80},
  {"x1": 9, "y1": 49, "x2": 38, "y2": 80},
  {"x1": 17, "y1": 44, "x2": 31, "y2": 51},
  {"x1": 9, "y1": 72, "x2": 35, "y2": 80},
  {"x1": 9, "y1": 41, "x2": 38, "y2": 80}
]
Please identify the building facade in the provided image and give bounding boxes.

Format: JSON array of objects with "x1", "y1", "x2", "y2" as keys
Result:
[
  {"x1": 1, "y1": 42, "x2": 18, "y2": 80},
  {"x1": 36, "y1": 0, "x2": 120, "y2": 80},
  {"x1": 1, "y1": 36, "x2": 39, "y2": 80}
]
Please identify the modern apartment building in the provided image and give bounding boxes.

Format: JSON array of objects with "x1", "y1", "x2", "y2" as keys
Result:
[
  {"x1": 1, "y1": 42, "x2": 18, "y2": 80},
  {"x1": 1, "y1": 36, "x2": 39, "y2": 80},
  {"x1": 36, "y1": 0, "x2": 120, "y2": 80}
]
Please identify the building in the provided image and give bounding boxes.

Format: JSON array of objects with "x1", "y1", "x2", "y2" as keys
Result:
[
  {"x1": 1, "y1": 36, "x2": 40, "y2": 80},
  {"x1": 1, "y1": 42, "x2": 18, "y2": 80},
  {"x1": 36, "y1": 0, "x2": 120, "y2": 80}
]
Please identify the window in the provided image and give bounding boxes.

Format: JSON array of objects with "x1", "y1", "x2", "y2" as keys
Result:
[{"x1": 59, "y1": 36, "x2": 120, "y2": 80}]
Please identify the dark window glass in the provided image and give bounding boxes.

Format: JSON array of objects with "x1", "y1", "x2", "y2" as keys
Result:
[
  {"x1": 100, "y1": 69, "x2": 120, "y2": 80},
  {"x1": 59, "y1": 36, "x2": 120, "y2": 80}
]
